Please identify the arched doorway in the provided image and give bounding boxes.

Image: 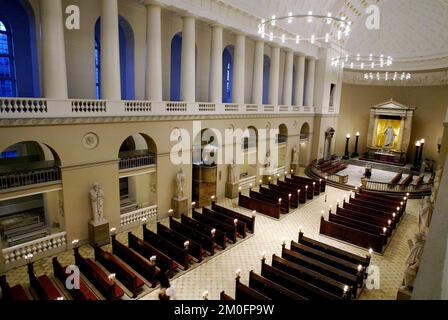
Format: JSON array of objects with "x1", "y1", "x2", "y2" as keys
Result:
[
  {"x1": 240, "y1": 126, "x2": 258, "y2": 184},
  {"x1": 118, "y1": 134, "x2": 157, "y2": 216},
  {"x1": 323, "y1": 128, "x2": 336, "y2": 161},
  {"x1": 276, "y1": 124, "x2": 288, "y2": 170},
  {"x1": 299, "y1": 123, "x2": 311, "y2": 166},
  {"x1": 0, "y1": 141, "x2": 62, "y2": 247}
]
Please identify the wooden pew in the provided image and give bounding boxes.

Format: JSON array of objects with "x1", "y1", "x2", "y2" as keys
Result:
[
  {"x1": 181, "y1": 214, "x2": 227, "y2": 248},
  {"x1": 344, "y1": 200, "x2": 397, "y2": 221},
  {"x1": 260, "y1": 259, "x2": 341, "y2": 300},
  {"x1": 259, "y1": 186, "x2": 298, "y2": 208},
  {"x1": 157, "y1": 222, "x2": 204, "y2": 262},
  {"x1": 73, "y1": 247, "x2": 124, "y2": 300},
  {"x1": 281, "y1": 246, "x2": 359, "y2": 297},
  {"x1": 400, "y1": 174, "x2": 413, "y2": 189},
  {"x1": 94, "y1": 245, "x2": 145, "y2": 297},
  {"x1": 356, "y1": 191, "x2": 407, "y2": 211},
  {"x1": 143, "y1": 225, "x2": 191, "y2": 270},
  {"x1": 289, "y1": 175, "x2": 321, "y2": 196},
  {"x1": 352, "y1": 194, "x2": 404, "y2": 217},
  {"x1": 111, "y1": 235, "x2": 159, "y2": 287},
  {"x1": 289, "y1": 241, "x2": 365, "y2": 286},
  {"x1": 268, "y1": 183, "x2": 306, "y2": 204},
  {"x1": 285, "y1": 177, "x2": 314, "y2": 199},
  {"x1": 275, "y1": 181, "x2": 308, "y2": 203},
  {"x1": 202, "y1": 207, "x2": 247, "y2": 238},
  {"x1": 238, "y1": 193, "x2": 281, "y2": 219},
  {"x1": 292, "y1": 174, "x2": 326, "y2": 193},
  {"x1": 0, "y1": 275, "x2": 30, "y2": 300},
  {"x1": 212, "y1": 202, "x2": 256, "y2": 233},
  {"x1": 336, "y1": 206, "x2": 393, "y2": 233},
  {"x1": 169, "y1": 217, "x2": 216, "y2": 255},
  {"x1": 329, "y1": 212, "x2": 389, "y2": 240},
  {"x1": 319, "y1": 216, "x2": 384, "y2": 253},
  {"x1": 235, "y1": 278, "x2": 271, "y2": 301},
  {"x1": 128, "y1": 232, "x2": 178, "y2": 276},
  {"x1": 220, "y1": 291, "x2": 235, "y2": 300},
  {"x1": 248, "y1": 270, "x2": 307, "y2": 300},
  {"x1": 298, "y1": 231, "x2": 371, "y2": 267},
  {"x1": 27, "y1": 262, "x2": 63, "y2": 300},
  {"x1": 389, "y1": 172, "x2": 403, "y2": 186},
  {"x1": 192, "y1": 210, "x2": 237, "y2": 243},
  {"x1": 271, "y1": 255, "x2": 352, "y2": 299},
  {"x1": 52, "y1": 257, "x2": 98, "y2": 300},
  {"x1": 249, "y1": 189, "x2": 289, "y2": 213}
]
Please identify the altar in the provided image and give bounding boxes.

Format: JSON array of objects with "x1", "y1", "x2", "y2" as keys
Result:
[{"x1": 361, "y1": 100, "x2": 415, "y2": 165}]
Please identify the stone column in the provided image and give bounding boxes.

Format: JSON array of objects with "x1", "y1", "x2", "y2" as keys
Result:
[
  {"x1": 232, "y1": 33, "x2": 246, "y2": 104},
  {"x1": 269, "y1": 46, "x2": 280, "y2": 105},
  {"x1": 282, "y1": 50, "x2": 294, "y2": 106},
  {"x1": 304, "y1": 58, "x2": 316, "y2": 107},
  {"x1": 294, "y1": 55, "x2": 305, "y2": 107},
  {"x1": 252, "y1": 40, "x2": 264, "y2": 104},
  {"x1": 39, "y1": 0, "x2": 68, "y2": 99},
  {"x1": 181, "y1": 15, "x2": 196, "y2": 102},
  {"x1": 209, "y1": 25, "x2": 223, "y2": 103},
  {"x1": 145, "y1": 4, "x2": 162, "y2": 101},
  {"x1": 100, "y1": 0, "x2": 121, "y2": 100}
]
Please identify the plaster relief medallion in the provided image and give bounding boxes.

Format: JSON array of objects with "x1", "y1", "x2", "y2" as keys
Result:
[{"x1": 82, "y1": 132, "x2": 99, "y2": 150}]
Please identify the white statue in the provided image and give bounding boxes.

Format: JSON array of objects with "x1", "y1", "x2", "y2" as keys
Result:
[
  {"x1": 383, "y1": 125, "x2": 397, "y2": 148},
  {"x1": 262, "y1": 151, "x2": 273, "y2": 175},
  {"x1": 202, "y1": 138, "x2": 218, "y2": 166},
  {"x1": 292, "y1": 145, "x2": 299, "y2": 165},
  {"x1": 90, "y1": 183, "x2": 104, "y2": 223},
  {"x1": 228, "y1": 160, "x2": 238, "y2": 184},
  {"x1": 400, "y1": 232, "x2": 426, "y2": 291},
  {"x1": 175, "y1": 168, "x2": 186, "y2": 199},
  {"x1": 418, "y1": 197, "x2": 433, "y2": 235}
]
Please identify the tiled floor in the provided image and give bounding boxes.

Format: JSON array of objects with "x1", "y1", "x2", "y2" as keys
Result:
[{"x1": 2, "y1": 186, "x2": 419, "y2": 301}]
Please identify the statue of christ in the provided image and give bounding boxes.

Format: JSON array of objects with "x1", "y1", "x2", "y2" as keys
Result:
[{"x1": 383, "y1": 126, "x2": 397, "y2": 148}]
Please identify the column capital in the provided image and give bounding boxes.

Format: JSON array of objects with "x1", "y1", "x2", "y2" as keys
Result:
[
  {"x1": 233, "y1": 31, "x2": 247, "y2": 37},
  {"x1": 181, "y1": 13, "x2": 197, "y2": 20},
  {"x1": 210, "y1": 23, "x2": 224, "y2": 29},
  {"x1": 143, "y1": 0, "x2": 163, "y2": 7},
  {"x1": 306, "y1": 56, "x2": 318, "y2": 61}
]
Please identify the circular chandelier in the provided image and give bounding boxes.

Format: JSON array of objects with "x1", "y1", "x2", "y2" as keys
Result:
[
  {"x1": 331, "y1": 54, "x2": 393, "y2": 69},
  {"x1": 257, "y1": 11, "x2": 352, "y2": 44},
  {"x1": 363, "y1": 72, "x2": 412, "y2": 81}
]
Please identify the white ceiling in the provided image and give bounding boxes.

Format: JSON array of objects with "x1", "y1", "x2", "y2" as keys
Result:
[{"x1": 222, "y1": 0, "x2": 448, "y2": 65}]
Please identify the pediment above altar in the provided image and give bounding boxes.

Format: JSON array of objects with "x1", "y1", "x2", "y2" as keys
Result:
[
  {"x1": 370, "y1": 100, "x2": 415, "y2": 118},
  {"x1": 371, "y1": 99, "x2": 416, "y2": 111}
]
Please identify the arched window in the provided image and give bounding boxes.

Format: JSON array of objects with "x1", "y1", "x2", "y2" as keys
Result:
[
  {"x1": 222, "y1": 46, "x2": 233, "y2": 103},
  {"x1": 0, "y1": 20, "x2": 16, "y2": 97},
  {"x1": 94, "y1": 17, "x2": 135, "y2": 100},
  {"x1": 262, "y1": 55, "x2": 270, "y2": 104},
  {"x1": 170, "y1": 33, "x2": 182, "y2": 101}
]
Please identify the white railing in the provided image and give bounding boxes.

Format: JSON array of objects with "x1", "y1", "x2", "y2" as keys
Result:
[
  {"x1": 0, "y1": 98, "x2": 325, "y2": 119},
  {"x1": 2, "y1": 231, "x2": 67, "y2": 269},
  {"x1": 120, "y1": 205, "x2": 158, "y2": 228}
]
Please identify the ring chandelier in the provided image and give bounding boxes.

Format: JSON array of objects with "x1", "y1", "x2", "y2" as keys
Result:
[
  {"x1": 257, "y1": 12, "x2": 352, "y2": 44},
  {"x1": 364, "y1": 72, "x2": 412, "y2": 81},
  {"x1": 331, "y1": 54, "x2": 394, "y2": 69}
]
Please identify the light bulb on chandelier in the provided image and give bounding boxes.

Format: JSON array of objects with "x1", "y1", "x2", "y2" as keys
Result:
[
  {"x1": 331, "y1": 54, "x2": 393, "y2": 69},
  {"x1": 363, "y1": 72, "x2": 411, "y2": 81},
  {"x1": 257, "y1": 12, "x2": 351, "y2": 44}
]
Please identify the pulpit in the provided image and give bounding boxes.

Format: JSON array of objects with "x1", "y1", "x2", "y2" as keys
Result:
[{"x1": 192, "y1": 164, "x2": 217, "y2": 207}]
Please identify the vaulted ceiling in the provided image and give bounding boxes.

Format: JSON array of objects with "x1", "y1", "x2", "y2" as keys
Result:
[{"x1": 223, "y1": 0, "x2": 448, "y2": 65}]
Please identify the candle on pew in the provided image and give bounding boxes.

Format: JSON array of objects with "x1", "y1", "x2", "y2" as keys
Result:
[
  {"x1": 288, "y1": 193, "x2": 292, "y2": 200},
  {"x1": 368, "y1": 248, "x2": 373, "y2": 256},
  {"x1": 233, "y1": 218, "x2": 238, "y2": 225},
  {"x1": 72, "y1": 239, "x2": 79, "y2": 248},
  {"x1": 202, "y1": 291, "x2": 209, "y2": 300},
  {"x1": 383, "y1": 227, "x2": 387, "y2": 234},
  {"x1": 299, "y1": 225, "x2": 303, "y2": 232},
  {"x1": 261, "y1": 251, "x2": 266, "y2": 260},
  {"x1": 278, "y1": 198, "x2": 282, "y2": 204},
  {"x1": 184, "y1": 241, "x2": 190, "y2": 249},
  {"x1": 321, "y1": 210, "x2": 325, "y2": 218},
  {"x1": 357, "y1": 265, "x2": 363, "y2": 272},
  {"x1": 235, "y1": 269, "x2": 241, "y2": 278},
  {"x1": 259, "y1": 179, "x2": 263, "y2": 185},
  {"x1": 252, "y1": 210, "x2": 257, "y2": 218}
]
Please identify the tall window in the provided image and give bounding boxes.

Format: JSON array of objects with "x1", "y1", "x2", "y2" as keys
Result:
[
  {"x1": 262, "y1": 55, "x2": 270, "y2": 104},
  {"x1": 94, "y1": 38, "x2": 101, "y2": 99},
  {"x1": 0, "y1": 20, "x2": 16, "y2": 97},
  {"x1": 170, "y1": 33, "x2": 182, "y2": 101},
  {"x1": 222, "y1": 47, "x2": 233, "y2": 103}
]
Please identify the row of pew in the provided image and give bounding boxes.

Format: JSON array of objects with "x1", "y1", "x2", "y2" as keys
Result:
[
  {"x1": 1, "y1": 203, "x2": 255, "y2": 301},
  {"x1": 316, "y1": 159, "x2": 348, "y2": 175},
  {"x1": 238, "y1": 175, "x2": 326, "y2": 219},
  {"x1": 221, "y1": 231, "x2": 370, "y2": 301},
  {"x1": 320, "y1": 189, "x2": 407, "y2": 253}
]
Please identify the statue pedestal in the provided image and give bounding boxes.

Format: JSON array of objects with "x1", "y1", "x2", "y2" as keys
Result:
[
  {"x1": 261, "y1": 174, "x2": 274, "y2": 185},
  {"x1": 290, "y1": 164, "x2": 300, "y2": 175},
  {"x1": 172, "y1": 197, "x2": 188, "y2": 219},
  {"x1": 225, "y1": 182, "x2": 239, "y2": 199},
  {"x1": 396, "y1": 288, "x2": 412, "y2": 300},
  {"x1": 88, "y1": 219, "x2": 110, "y2": 247}
]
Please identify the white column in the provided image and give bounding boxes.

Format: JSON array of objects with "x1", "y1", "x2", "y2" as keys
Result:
[
  {"x1": 145, "y1": 4, "x2": 162, "y2": 101},
  {"x1": 232, "y1": 33, "x2": 245, "y2": 104},
  {"x1": 252, "y1": 40, "x2": 264, "y2": 105},
  {"x1": 181, "y1": 16, "x2": 196, "y2": 102},
  {"x1": 294, "y1": 55, "x2": 305, "y2": 107},
  {"x1": 101, "y1": 0, "x2": 121, "y2": 100},
  {"x1": 282, "y1": 50, "x2": 294, "y2": 106},
  {"x1": 209, "y1": 25, "x2": 223, "y2": 103},
  {"x1": 269, "y1": 46, "x2": 280, "y2": 105},
  {"x1": 304, "y1": 58, "x2": 316, "y2": 107},
  {"x1": 39, "y1": 0, "x2": 68, "y2": 99}
]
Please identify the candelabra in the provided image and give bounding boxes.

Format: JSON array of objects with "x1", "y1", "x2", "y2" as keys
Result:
[
  {"x1": 411, "y1": 140, "x2": 421, "y2": 171},
  {"x1": 343, "y1": 134, "x2": 351, "y2": 160},
  {"x1": 351, "y1": 132, "x2": 360, "y2": 158}
]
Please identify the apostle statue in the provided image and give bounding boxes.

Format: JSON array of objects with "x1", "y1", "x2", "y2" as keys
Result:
[
  {"x1": 419, "y1": 197, "x2": 434, "y2": 234},
  {"x1": 202, "y1": 137, "x2": 218, "y2": 166},
  {"x1": 400, "y1": 232, "x2": 426, "y2": 292},
  {"x1": 175, "y1": 168, "x2": 186, "y2": 199},
  {"x1": 383, "y1": 125, "x2": 397, "y2": 149},
  {"x1": 90, "y1": 183, "x2": 104, "y2": 223},
  {"x1": 292, "y1": 145, "x2": 299, "y2": 165},
  {"x1": 228, "y1": 160, "x2": 238, "y2": 184}
]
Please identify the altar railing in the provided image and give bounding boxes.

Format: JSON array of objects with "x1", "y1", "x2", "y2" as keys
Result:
[
  {"x1": 310, "y1": 162, "x2": 349, "y2": 184},
  {"x1": 362, "y1": 179, "x2": 433, "y2": 195}
]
